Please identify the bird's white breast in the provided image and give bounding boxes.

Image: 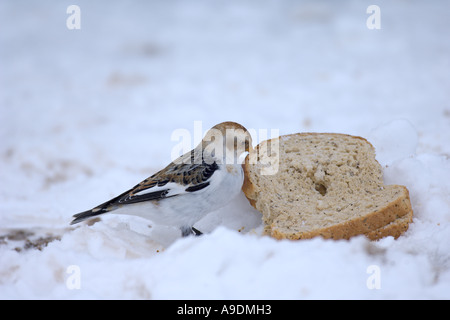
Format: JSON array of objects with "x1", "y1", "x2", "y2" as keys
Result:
[{"x1": 113, "y1": 164, "x2": 244, "y2": 229}]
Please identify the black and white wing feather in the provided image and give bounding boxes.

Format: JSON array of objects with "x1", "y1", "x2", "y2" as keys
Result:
[{"x1": 70, "y1": 158, "x2": 219, "y2": 225}]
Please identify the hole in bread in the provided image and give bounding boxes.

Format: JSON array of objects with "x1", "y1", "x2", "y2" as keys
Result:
[{"x1": 315, "y1": 183, "x2": 327, "y2": 196}]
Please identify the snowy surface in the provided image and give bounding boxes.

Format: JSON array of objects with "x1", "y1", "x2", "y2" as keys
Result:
[{"x1": 1, "y1": 0, "x2": 449, "y2": 299}]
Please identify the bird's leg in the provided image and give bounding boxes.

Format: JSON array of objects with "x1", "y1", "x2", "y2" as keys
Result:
[
  {"x1": 180, "y1": 226, "x2": 203, "y2": 237},
  {"x1": 180, "y1": 226, "x2": 191, "y2": 237}
]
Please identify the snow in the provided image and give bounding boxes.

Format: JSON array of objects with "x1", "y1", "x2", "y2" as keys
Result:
[
  {"x1": 1, "y1": 0, "x2": 450, "y2": 299},
  {"x1": 368, "y1": 119, "x2": 419, "y2": 166}
]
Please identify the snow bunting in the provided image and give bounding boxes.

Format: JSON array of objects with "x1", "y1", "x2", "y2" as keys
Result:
[{"x1": 71, "y1": 121, "x2": 253, "y2": 237}]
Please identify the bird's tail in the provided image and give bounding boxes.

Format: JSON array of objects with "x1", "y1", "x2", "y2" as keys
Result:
[
  {"x1": 70, "y1": 207, "x2": 109, "y2": 225},
  {"x1": 70, "y1": 188, "x2": 133, "y2": 225}
]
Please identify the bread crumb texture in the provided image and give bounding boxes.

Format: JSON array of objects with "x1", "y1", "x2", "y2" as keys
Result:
[{"x1": 243, "y1": 133, "x2": 413, "y2": 241}]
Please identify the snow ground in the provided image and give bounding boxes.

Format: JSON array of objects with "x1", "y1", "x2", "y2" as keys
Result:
[{"x1": 0, "y1": 0, "x2": 449, "y2": 299}]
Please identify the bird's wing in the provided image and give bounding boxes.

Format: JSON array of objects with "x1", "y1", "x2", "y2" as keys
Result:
[
  {"x1": 99, "y1": 159, "x2": 219, "y2": 208},
  {"x1": 71, "y1": 152, "x2": 219, "y2": 225}
]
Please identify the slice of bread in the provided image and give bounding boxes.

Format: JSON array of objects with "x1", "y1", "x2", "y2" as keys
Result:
[
  {"x1": 243, "y1": 133, "x2": 413, "y2": 241},
  {"x1": 365, "y1": 210, "x2": 413, "y2": 241}
]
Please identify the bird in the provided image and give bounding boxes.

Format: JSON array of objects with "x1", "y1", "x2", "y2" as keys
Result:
[{"x1": 70, "y1": 121, "x2": 253, "y2": 237}]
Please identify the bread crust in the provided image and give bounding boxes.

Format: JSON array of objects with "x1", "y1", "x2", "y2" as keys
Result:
[
  {"x1": 242, "y1": 132, "x2": 413, "y2": 241},
  {"x1": 270, "y1": 186, "x2": 412, "y2": 240},
  {"x1": 365, "y1": 210, "x2": 413, "y2": 241}
]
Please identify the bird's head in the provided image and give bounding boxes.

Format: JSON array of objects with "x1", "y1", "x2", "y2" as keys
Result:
[{"x1": 200, "y1": 121, "x2": 253, "y2": 164}]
